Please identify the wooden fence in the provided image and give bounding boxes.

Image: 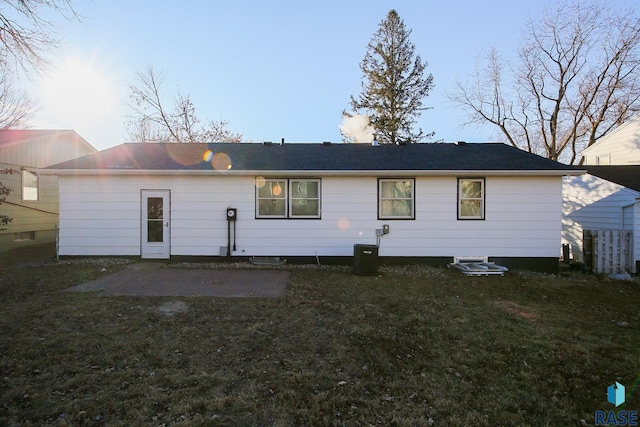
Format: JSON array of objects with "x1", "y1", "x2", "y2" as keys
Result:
[{"x1": 583, "y1": 229, "x2": 633, "y2": 274}]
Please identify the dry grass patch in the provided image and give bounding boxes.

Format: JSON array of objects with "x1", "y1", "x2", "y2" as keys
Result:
[{"x1": 1, "y1": 259, "x2": 639, "y2": 426}]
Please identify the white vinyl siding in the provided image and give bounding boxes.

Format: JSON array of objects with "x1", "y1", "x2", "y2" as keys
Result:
[
  {"x1": 582, "y1": 117, "x2": 640, "y2": 165},
  {"x1": 0, "y1": 131, "x2": 95, "y2": 168},
  {"x1": 58, "y1": 174, "x2": 563, "y2": 259},
  {"x1": 563, "y1": 174, "x2": 640, "y2": 264}
]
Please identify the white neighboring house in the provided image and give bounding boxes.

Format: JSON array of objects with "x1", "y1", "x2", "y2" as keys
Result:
[
  {"x1": 580, "y1": 115, "x2": 640, "y2": 165},
  {"x1": 563, "y1": 166, "x2": 640, "y2": 272},
  {"x1": 43, "y1": 142, "x2": 579, "y2": 272},
  {"x1": 0, "y1": 130, "x2": 96, "y2": 252},
  {"x1": 562, "y1": 115, "x2": 640, "y2": 272}
]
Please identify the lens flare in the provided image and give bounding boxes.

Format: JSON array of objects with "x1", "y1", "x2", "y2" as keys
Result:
[
  {"x1": 166, "y1": 144, "x2": 206, "y2": 166},
  {"x1": 337, "y1": 218, "x2": 350, "y2": 230},
  {"x1": 212, "y1": 152, "x2": 232, "y2": 170},
  {"x1": 203, "y1": 150, "x2": 213, "y2": 162},
  {"x1": 255, "y1": 176, "x2": 266, "y2": 188},
  {"x1": 272, "y1": 182, "x2": 282, "y2": 196}
]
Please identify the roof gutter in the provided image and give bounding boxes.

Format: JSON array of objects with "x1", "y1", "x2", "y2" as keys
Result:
[{"x1": 39, "y1": 169, "x2": 586, "y2": 177}]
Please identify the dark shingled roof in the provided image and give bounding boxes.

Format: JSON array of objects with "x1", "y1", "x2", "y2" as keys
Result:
[
  {"x1": 579, "y1": 165, "x2": 640, "y2": 193},
  {"x1": 46, "y1": 142, "x2": 575, "y2": 173}
]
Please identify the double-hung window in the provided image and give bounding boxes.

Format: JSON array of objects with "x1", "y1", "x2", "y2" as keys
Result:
[
  {"x1": 378, "y1": 178, "x2": 415, "y2": 219},
  {"x1": 290, "y1": 179, "x2": 320, "y2": 218},
  {"x1": 257, "y1": 179, "x2": 287, "y2": 218},
  {"x1": 22, "y1": 169, "x2": 38, "y2": 201},
  {"x1": 256, "y1": 178, "x2": 321, "y2": 219},
  {"x1": 458, "y1": 178, "x2": 485, "y2": 220}
]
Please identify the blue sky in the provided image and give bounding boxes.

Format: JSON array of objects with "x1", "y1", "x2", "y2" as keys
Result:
[{"x1": 25, "y1": 0, "x2": 636, "y2": 151}]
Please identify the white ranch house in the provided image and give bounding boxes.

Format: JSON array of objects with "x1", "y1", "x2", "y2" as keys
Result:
[{"x1": 44, "y1": 142, "x2": 579, "y2": 272}]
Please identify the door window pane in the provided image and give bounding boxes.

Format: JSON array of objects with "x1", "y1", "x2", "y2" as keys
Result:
[
  {"x1": 147, "y1": 197, "x2": 163, "y2": 219},
  {"x1": 147, "y1": 197, "x2": 164, "y2": 242},
  {"x1": 147, "y1": 221, "x2": 163, "y2": 242}
]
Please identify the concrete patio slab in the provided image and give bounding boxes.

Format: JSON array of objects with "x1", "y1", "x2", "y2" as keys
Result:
[{"x1": 65, "y1": 263, "x2": 289, "y2": 298}]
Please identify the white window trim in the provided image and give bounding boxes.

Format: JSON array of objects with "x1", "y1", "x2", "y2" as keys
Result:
[
  {"x1": 256, "y1": 179, "x2": 288, "y2": 219},
  {"x1": 378, "y1": 178, "x2": 415, "y2": 220},
  {"x1": 289, "y1": 179, "x2": 321, "y2": 219},
  {"x1": 458, "y1": 178, "x2": 485, "y2": 220},
  {"x1": 256, "y1": 178, "x2": 321, "y2": 219}
]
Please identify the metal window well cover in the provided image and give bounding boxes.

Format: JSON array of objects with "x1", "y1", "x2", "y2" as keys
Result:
[
  {"x1": 449, "y1": 256, "x2": 509, "y2": 276},
  {"x1": 249, "y1": 256, "x2": 287, "y2": 266}
]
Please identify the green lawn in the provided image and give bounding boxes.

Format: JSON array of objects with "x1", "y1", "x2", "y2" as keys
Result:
[{"x1": 1, "y1": 259, "x2": 638, "y2": 426}]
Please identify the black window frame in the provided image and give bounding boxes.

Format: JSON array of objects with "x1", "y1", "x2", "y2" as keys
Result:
[
  {"x1": 457, "y1": 177, "x2": 486, "y2": 220},
  {"x1": 255, "y1": 178, "x2": 321, "y2": 219},
  {"x1": 377, "y1": 178, "x2": 415, "y2": 220}
]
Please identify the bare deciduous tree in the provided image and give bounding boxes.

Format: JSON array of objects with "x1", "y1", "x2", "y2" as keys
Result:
[
  {"x1": 449, "y1": 1, "x2": 640, "y2": 163},
  {"x1": 0, "y1": 0, "x2": 76, "y2": 130},
  {"x1": 0, "y1": 0, "x2": 78, "y2": 74},
  {"x1": 126, "y1": 65, "x2": 242, "y2": 143},
  {"x1": 0, "y1": 1, "x2": 77, "y2": 226},
  {"x1": 0, "y1": 73, "x2": 34, "y2": 128}
]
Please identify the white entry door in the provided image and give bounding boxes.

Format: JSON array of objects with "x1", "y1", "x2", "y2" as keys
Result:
[{"x1": 141, "y1": 190, "x2": 170, "y2": 259}]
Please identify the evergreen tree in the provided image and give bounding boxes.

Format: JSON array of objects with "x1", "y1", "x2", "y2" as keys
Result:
[{"x1": 349, "y1": 10, "x2": 434, "y2": 144}]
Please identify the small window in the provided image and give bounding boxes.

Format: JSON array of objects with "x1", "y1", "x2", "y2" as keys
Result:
[
  {"x1": 256, "y1": 178, "x2": 321, "y2": 219},
  {"x1": 458, "y1": 178, "x2": 485, "y2": 220},
  {"x1": 22, "y1": 170, "x2": 38, "y2": 201},
  {"x1": 14, "y1": 231, "x2": 36, "y2": 241},
  {"x1": 379, "y1": 179, "x2": 415, "y2": 219}
]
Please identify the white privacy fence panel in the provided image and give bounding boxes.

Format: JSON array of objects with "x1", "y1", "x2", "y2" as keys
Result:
[{"x1": 583, "y1": 229, "x2": 634, "y2": 274}]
